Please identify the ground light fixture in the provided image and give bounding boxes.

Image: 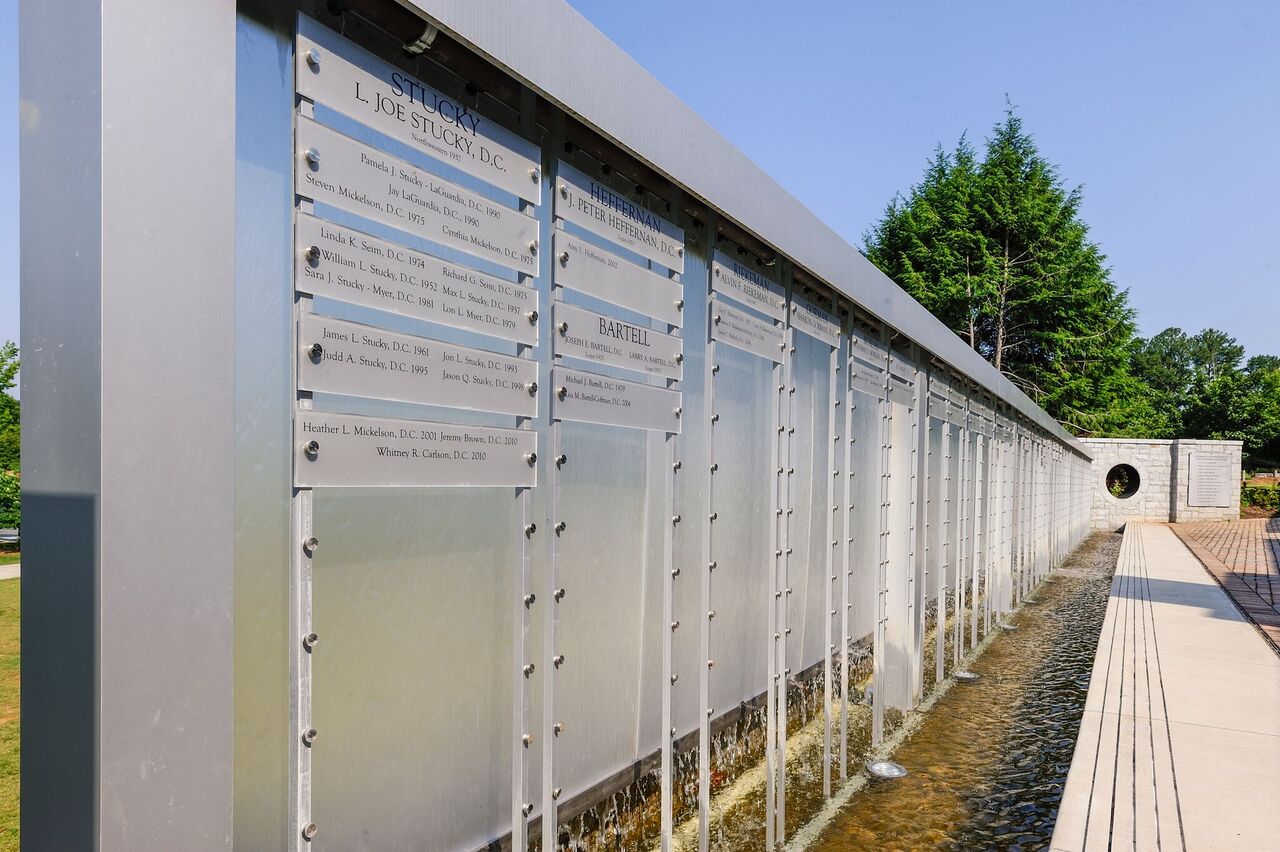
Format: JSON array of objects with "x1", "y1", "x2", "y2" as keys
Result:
[
  {"x1": 955, "y1": 670, "x2": 980, "y2": 683},
  {"x1": 866, "y1": 760, "x2": 909, "y2": 780}
]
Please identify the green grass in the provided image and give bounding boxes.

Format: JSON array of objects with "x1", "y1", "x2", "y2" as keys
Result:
[
  {"x1": 0, "y1": 555, "x2": 17, "y2": 567},
  {"x1": 0, "y1": 579, "x2": 17, "y2": 851}
]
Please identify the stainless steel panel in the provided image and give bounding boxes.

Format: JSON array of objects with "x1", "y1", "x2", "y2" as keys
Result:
[
  {"x1": 296, "y1": 213, "x2": 538, "y2": 345},
  {"x1": 296, "y1": 116, "x2": 538, "y2": 273},
  {"x1": 552, "y1": 230, "x2": 684, "y2": 326},
  {"x1": 710, "y1": 297, "x2": 784, "y2": 362},
  {"x1": 710, "y1": 250, "x2": 785, "y2": 320},
  {"x1": 297, "y1": 314, "x2": 536, "y2": 417},
  {"x1": 552, "y1": 301, "x2": 682, "y2": 379},
  {"x1": 555, "y1": 160, "x2": 685, "y2": 272},
  {"x1": 790, "y1": 296, "x2": 839, "y2": 346},
  {"x1": 297, "y1": 15, "x2": 540, "y2": 204},
  {"x1": 551, "y1": 365, "x2": 682, "y2": 433},
  {"x1": 294, "y1": 410, "x2": 536, "y2": 488}
]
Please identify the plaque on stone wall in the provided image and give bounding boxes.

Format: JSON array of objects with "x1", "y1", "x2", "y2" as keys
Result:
[
  {"x1": 551, "y1": 365, "x2": 682, "y2": 433},
  {"x1": 553, "y1": 231, "x2": 683, "y2": 326},
  {"x1": 296, "y1": 116, "x2": 538, "y2": 273},
  {"x1": 710, "y1": 251, "x2": 785, "y2": 321},
  {"x1": 553, "y1": 302, "x2": 683, "y2": 379},
  {"x1": 1187, "y1": 452, "x2": 1235, "y2": 507},
  {"x1": 554, "y1": 161, "x2": 685, "y2": 272},
  {"x1": 710, "y1": 298, "x2": 784, "y2": 362},
  {"x1": 790, "y1": 295, "x2": 840, "y2": 346},
  {"x1": 296, "y1": 214, "x2": 538, "y2": 345},
  {"x1": 298, "y1": 314, "x2": 537, "y2": 417},
  {"x1": 296, "y1": 16, "x2": 541, "y2": 204},
  {"x1": 295, "y1": 410, "x2": 536, "y2": 488}
]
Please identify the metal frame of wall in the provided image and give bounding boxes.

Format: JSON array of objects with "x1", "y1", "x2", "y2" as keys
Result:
[{"x1": 19, "y1": 1, "x2": 1096, "y2": 849}]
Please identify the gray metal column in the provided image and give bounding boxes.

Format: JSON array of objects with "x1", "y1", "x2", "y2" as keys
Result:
[{"x1": 20, "y1": 1, "x2": 236, "y2": 848}]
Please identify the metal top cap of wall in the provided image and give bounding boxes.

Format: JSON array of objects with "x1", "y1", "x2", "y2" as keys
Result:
[{"x1": 405, "y1": 0, "x2": 1089, "y2": 458}]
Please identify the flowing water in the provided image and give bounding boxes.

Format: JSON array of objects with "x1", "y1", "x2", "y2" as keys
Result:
[{"x1": 807, "y1": 531, "x2": 1119, "y2": 851}]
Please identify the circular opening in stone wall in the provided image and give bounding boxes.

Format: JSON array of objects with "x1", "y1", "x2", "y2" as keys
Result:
[{"x1": 1106, "y1": 463, "x2": 1141, "y2": 499}]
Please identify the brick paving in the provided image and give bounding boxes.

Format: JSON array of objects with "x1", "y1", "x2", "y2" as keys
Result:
[{"x1": 1171, "y1": 518, "x2": 1280, "y2": 654}]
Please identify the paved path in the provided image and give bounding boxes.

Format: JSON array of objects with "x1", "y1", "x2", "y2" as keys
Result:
[
  {"x1": 1173, "y1": 518, "x2": 1280, "y2": 652},
  {"x1": 0, "y1": 564, "x2": 18, "y2": 581},
  {"x1": 1052, "y1": 523, "x2": 1280, "y2": 851}
]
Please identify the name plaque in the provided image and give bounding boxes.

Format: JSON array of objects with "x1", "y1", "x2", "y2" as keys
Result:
[
  {"x1": 296, "y1": 116, "x2": 538, "y2": 274},
  {"x1": 552, "y1": 366, "x2": 682, "y2": 434},
  {"x1": 711, "y1": 298, "x2": 784, "y2": 363},
  {"x1": 295, "y1": 410, "x2": 536, "y2": 489},
  {"x1": 553, "y1": 302, "x2": 683, "y2": 380},
  {"x1": 553, "y1": 231, "x2": 683, "y2": 326},
  {"x1": 711, "y1": 251, "x2": 786, "y2": 321},
  {"x1": 296, "y1": 17, "x2": 540, "y2": 204},
  {"x1": 1187, "y1": 452, "x2": 1234, "y2": 508},
  {"x1": 555, "y1": 161, "x2": 685, "y2": 272},
  {"x1": 791, "y1": 296, "x2": 840, "y2": 346},
  {"x1": 296, "y1": 214, "x2": 537, "y2": 346},
  {"x1": 298, "y1": 314, "x2": 537, "y2": 418}
]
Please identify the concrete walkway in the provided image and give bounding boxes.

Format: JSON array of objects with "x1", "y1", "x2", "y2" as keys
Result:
[
  {"x1": 0, "y1": 563, "x2": 18, "y2": 581},
  {"x1": 1052, "y1": 523, "x2": 1280, "y2": 851}
]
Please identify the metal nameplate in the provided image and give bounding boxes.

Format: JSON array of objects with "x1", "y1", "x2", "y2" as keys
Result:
[
  {"x1": 1187, "y1": 453, "x2": 1234, "y2": 507},
  {"x1": 296, "y1": 16, "x2": 540, "y2": 204},
  {"x1": 295, "y1": 410, "x2": 535, "y2": 488},
  {"x1": 298, "y1": 314, "x2": 537, "y2": 418},
  {"x1": 296, "y1": 116, "x2": 538, "y2": 274},
  {"x1": 710, "y1": 298, "x2": 784, "y2": 363},
  {"x1": 553, "y1": 302, "x2": 683, "y2": 380},
  {"x1": 555, "y1": 161, "x2": 685, "y2": 272},
  {"x1": 551, "y1": 366, "x2": 682, "y2": 433},
  {"x1": 552, "y1": 231, "x2": 683, "y2": 327},
  {"x1": 711, "y1": 251, "x2": 785, "y2": 321},
  {"x1": 296, "y1": 214, "x2": 538, "y2": 345},
  {"x1": 790, "y1": 295, "x2": 840, "y2": 346}
]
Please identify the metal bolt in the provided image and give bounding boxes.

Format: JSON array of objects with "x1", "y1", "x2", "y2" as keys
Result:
[
  {"x1": 552, "y1": 787, "x2": 562, "y2": 800},
  {"x1": 672, "y1": 514, "x2": 681, "y2": 524},
  {"x1": 302, "y1": 728, "x2": 318, "y2": 746},
  {"x1": 525, "y1": 523, "x2": 537, "y2": 536},
  {"x1": 305, "y1": 245, "x2": 320, "y2": 263},
  {"x1": 671, "y1": 620, "x2": 680, "y2": 630},
  {"x1": 708, "y1": 561, "x2": 717, "y2": 570},
  {"x1": 677, "y1": 246, "x2": 684, "y2": 257},
  {"x1": 714, "y1": 314, "x2": 722, "y2": 325},
  {"x1": 707, "y1": 659, "x2": 714, "y2": 668},
  {"x1": 710, "y1": 463, "x2": 719, "y2": 472},
  {"x1": 526, "y1": 452, "x2": 537, "y2": 466},
  {"x1": 675, "y1": 352, "x2": 684, "y2": 364},
  {"x1": 555, "y1": 521, "x2": 567, "y2": 535},
  {"x1": 523, "y1": 663, "x2": 535, "y2": 677},
  {"x1": 706, "y1": 707, "x2": 714, "y2": 717},
  {"x1": 527, "y1": 309, "x2": 539, "y2": 325},
  {"x1": 709, "y1": 512, "x2": 718, "y2": 521},
  {"x1": 674, "y1": 407, "x2": 682, "y2": 418},
  {"x1": 676, "y1": 299, "x2": 684, "y2": 311},
  {"x1": 529, "y1": 167, "x2": 540, "y2": 183},
  {"x1": 708, "y1": 610, "x2": 716, "y2": 619},
  {"x1": 554, "y1": 722, "x2": 565, "y2": 735},
  {"x1": 558, "y1": 321, "x2": 568, "y2": 334},
  {"x1": 307, "y1": 342, "x2": 323, "y2": 360},
  {"x1": 302, "y1": 823, "x2": 318, "y2": 841},
  {"x1": 303, "y1": 536, "x2": 319, "y2": 555},
  {"x1": 559, "y1": 184, "x2": 569, "y2": 200},
  {"x1": 528, "y1": 240, "x2": 538, "y2": 256},
  {"x1": 553, "y1": 654, "x2": 565, "y2": 667},
  {"x1": 304, "y1": 440, "x2": 320, "y2": 458},
  {"x1": 522, "y1": 734, "x2": 532, "y2": 747},
  {"x1": 302, "y1": 632, "x2": 319, "y2": 650},
  {"x1": 557, "y1": 386, "x2": 567, "y2": 400},
  {"x1": 559, "y1": 251, "x2": 569, "y2": 265},
  {"x1": 523, "y1": 593, "x2": 536, "y2": 607},
  {"x1": 527, "y1": 381, "x2": 538, "y2": 396},
  {"x1": 711, "y1": 413, "x2": 720, "y2": 423},
  {"x1": 785, "y1": 627, "x2": 792, "y2": 635},
  {"x1": 554, "y1": 587, "x2": 566, "y2": 601},
  {"x1": 672, "y1": 460, "x2": 682, "y2": 471},
  {"x1": 305, "y1": 48, "x2": 321, "y2": 67},
  {"x1": 523, "y1": 802, "x2": 534, "y2": 816},
  {"x1": 556, "y1": 453, "x2": 567, "y2": 467},
  {"x1": 304, "y1": 148, "x2": 320, "y2": 167},
  {"x1": 671, "y1": 567, "x2": 681, "y2": 577},
  {"x1": 670, "y1": 674, "x2": 679, "y2": 684}
]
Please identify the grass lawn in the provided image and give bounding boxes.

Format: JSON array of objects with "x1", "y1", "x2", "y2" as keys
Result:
[
  {"x1": 0, "y1": 555, "x2": 17, "y2": 567},
  {"x1": 0, "y1": 580, "x2": 17, "y2": 851}
]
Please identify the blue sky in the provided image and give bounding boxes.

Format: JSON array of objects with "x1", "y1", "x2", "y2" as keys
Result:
[{"x1": 1, "y1": 0, "x2": 1276, "y2": 374}]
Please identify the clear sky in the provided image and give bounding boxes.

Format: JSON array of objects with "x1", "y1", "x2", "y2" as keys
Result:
[
  {"x1": 564, "y1": 0, "x2": 1279, "y2": 357},
  {"x1": 1, "y1": 1, "x2": 1276, "y2": 368}
]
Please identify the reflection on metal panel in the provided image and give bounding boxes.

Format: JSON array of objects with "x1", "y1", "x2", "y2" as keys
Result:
[
  {"x1": 296, "y1": 116, "x2": 538, "y2": 273},
  {"x1": 296, "y1": 16, "x2": 540, "y2": 203},
  {"x1": 710, "y1": 298, "x2": 784, "y2": 362},
  {"x1": 555, "y1": 160, "x2": 685, "y2": 272},
  {"x1": 552, "y1": 302, "x2": 682, "y2": 379},
  {"x1": 710, "y1": 250, "x2": 785, "y2": 320},
  {"x1": 551, "y1": 366, "x2": 682, "y2": 434},
  {"x1": 552, "y1": 231, "x2": 684, "y2": 326},
  {"x1": 790, "y1": 296, "x2": 839, "y2": 346},
  {"x1": 296, "y1": 213, "x2": 538, "y2": 345},
  {"x1": 297, "y1": 314, "x2": 537, "y2": 417},
  {"x1": 294, "y1": 410, "x2": 536, "y2": 488}
]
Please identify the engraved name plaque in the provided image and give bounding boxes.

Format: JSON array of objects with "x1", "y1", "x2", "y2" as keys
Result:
[
  {"x1": 552, "y1": 231, "x2": 683, "y2": 326},
  {"x1": 711, "y1": 298, "x2": 784, "y2": 363},
  {"x1": 298, "y1": 314, "x2": 537, "y2": 418},
  {"x1": 295, "y1": 410, "x2": 536, "y2": 488},
  {"x1": 296, "y1": 116, "x2": 538, "y2": 273},
  {"x1": 710, "y1": 251, "x2": 786, "y2": 321},
  {"x1": 553, "y1": 302, "x2": 683, "y2": 380},
  {"x1": 552, "y1": 366, "x2": 682, "y2": 433},
  {"x1": 296, "y1": 16, "x2": 540, "y2": 204},
  {"x1": 555, "y1": 161, "x2": 685, "y2": 272},
  {"x1": 791, "y1": 296, "x2": 840, "y2": 346},
  {"x1": 1187, "y1": 452, "x2": 1235, "y2": 508},
  {"x1": 296, "y1": 214, "x2": 538, "y2": 345}
]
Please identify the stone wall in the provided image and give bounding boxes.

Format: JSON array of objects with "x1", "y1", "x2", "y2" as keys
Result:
[{"x1": 1080, "y1": 438, "x2": 1242, "y2": 529}]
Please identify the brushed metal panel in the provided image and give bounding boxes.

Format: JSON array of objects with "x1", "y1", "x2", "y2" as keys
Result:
[
  {"x1": 789, "y1": 296, "x2": 839, "y2": 347},
  {"x1": 553, "y1": 230, "x2": 683, "y2": 326},
  {"x1": 710, "y1": 298, "x2": 784, "y2": 363},
  {"x1": 296, "y1": 213, "x2": 538, "y2": 345},
  {"x1": 710, "y1": 250, "x2": 785, "y2": 321},
  {"x1": 297, "y1": 15, "x2": 540, "y2": 203},
  {"x1": 552, "y1": 302, "x2": 682, "y2": 380},
  {"x1": 551, "y1": 365, "x2": 681, "y2": 433},
  {"x1": 555, "y1": 160, "x2": 685, "y2": 272},
  {"x1": 296, "y1": 116, "x2": 538, "y2": 273}
]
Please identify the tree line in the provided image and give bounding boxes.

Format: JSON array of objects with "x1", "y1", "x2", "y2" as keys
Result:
[
  {"x1": 864, "y1": 109, "x2": 1279, "y2": 468},
  {"x1": 0, "y1": 342, "x2": 16, "y2": 529}
]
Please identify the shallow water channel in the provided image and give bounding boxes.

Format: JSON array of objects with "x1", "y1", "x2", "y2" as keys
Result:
[{"x1": 806, "y1": 531, "x2": 1119, "y2": 851}]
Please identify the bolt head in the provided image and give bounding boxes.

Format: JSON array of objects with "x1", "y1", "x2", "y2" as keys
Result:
[
  {"x1": 559, "y1": 251, "x2": 569, "y2": 265},
  {"x1": 529, "y1": 167, "x2": 540, "y2": 182},
  {"x1": 305, "y1": 245, "x2": 320, "y2": 263},
  {"x1": 527, "y1": 381, "x2": 538, "y2": 396},
  {"x1": 302, "y1": 728, "x2": 318, "y2": 745},
  {"x1": 304, "y1": 148, "x2": 320, "y2": 167},
  {"x1": 304, "y1": 440, "x2": 320, "y2": 457},
  {"x1": 526, "y1": 452, "x2": 537, "y2": 466},
  {"x1": 303, "y1": 536, "x2": 319, "y2": 554},
  {"x1": 557, "y1": 386, "x2": 567, "y2": 400},
  {"x1": 558, "y1": 321, "x2": 568, "y2": 334},
  {"x1": 559, "y1": 184, "x2": 569, "y2": 199},
  {"x1": 302, "y1": 823, "x2": 318, "y2": 841},
  {"x1": 675, "y1": 299, "x2": 684, "y2": 310},
  {"x1": 305, "y1": 48, "x2": 321, "y2": 67},
  {"x1": 675, "y1": 352, "x2": 684, "y2": 364},
  {"x1": 302, "y1": 632, "x2": 319, "y2": 650},
  {"x1": 307, "y1": 342, "x2": 323, "y2": 360},
  {"x1": 527, "y1": 309, "x2": 539, "y2": 325},
  {"x1": 528, "y1": 241, "x2": 538, "y2": 255}
]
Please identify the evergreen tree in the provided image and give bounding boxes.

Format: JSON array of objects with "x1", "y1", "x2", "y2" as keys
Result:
[
  {"x1": 0, "y1": 342, "x2": 18, "y2": 473},
  {"x1": 865, "y1": 107, "x2": 1138, "y2": 435}
]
